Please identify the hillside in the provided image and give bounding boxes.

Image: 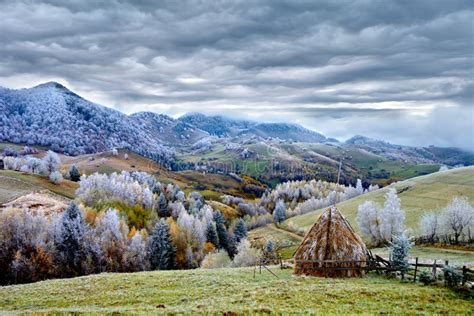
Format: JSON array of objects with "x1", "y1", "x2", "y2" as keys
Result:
[
  {"x1": 249, "y1": 167, "x2": 474, "y2": 257},
  {"x1": 0, "y1": 170, "x2": 78, "y2": 203},
  {"x1": 283, "y1": 166, "x2": 474, "y2": 234},
  {"x1": 0, "y1": 268, "x2": 471, "y2": 314},
  {"x1": 0, "y1": 82, "x2": 173, "y2": 161}
]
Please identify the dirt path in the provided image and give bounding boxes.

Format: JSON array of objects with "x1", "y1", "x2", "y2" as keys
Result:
[{"x1": 268, "y1": 224, "x2": 304, "y2": 241}]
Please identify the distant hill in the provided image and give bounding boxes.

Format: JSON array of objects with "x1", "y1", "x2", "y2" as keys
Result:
[
  {"x1": 345, "y1": 135, "x2": 474, "y2": 165},
  {"x1": 178, "y1": 113, "x2": 327, "y2": 143}
]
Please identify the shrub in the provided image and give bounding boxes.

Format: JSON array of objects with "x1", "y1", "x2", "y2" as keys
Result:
[
  {"x1": 201, "y1": 250, "x2": 231, "y2": 269},
  {"x1": 443, "y1": 266, "x2": 462, "y2": 289},
  {"x1": 231, "y1": 239, "x2": 261, "y2": 267},
  {"x1": 418, "y1": 270, "x2": 434, "y2": 285},
  {"x1": 49, "y1": 171, "x2": 63, "y2": 184}
]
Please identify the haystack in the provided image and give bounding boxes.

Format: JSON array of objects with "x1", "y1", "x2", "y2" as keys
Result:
[{"x1": 294, "y1": 206, "x2": 368, "y2": 277}]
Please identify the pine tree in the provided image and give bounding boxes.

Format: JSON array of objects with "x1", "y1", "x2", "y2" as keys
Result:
[
  {"x1": 57, "y1": 202, "x2": 86, "y2": 276},
  {"x1": 389, "y1": 235, "x2": 412, "y2": 276},
  {"x1": 147, "y1": 219, "x2": 176, "y2": 270},
  {"x1": 265, "y1": 240, "x2": 274, "y2": 253},
  {"x1": 206, "y1": 222, "x2": 220, "y2": 248},
  {"x1": 273, "y1": 199, "x2": 286, "y2": 224},
  {"x1": 213, "y1": 211, "x2": 236, "y2": 258},
  {"x1": 69, "y1": 165, "x2": 81, "y2": 182},
  {"x1": 233, "y1": 218, "x2": 247, "y2": 243},
  {"x1": 155, "y1": 193, "x2": 168, "y2": 217}
]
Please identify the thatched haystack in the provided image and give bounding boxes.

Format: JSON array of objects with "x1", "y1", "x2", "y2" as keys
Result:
[{"x1": 294, "y1": 206, "x2": 368, "y2": 277}]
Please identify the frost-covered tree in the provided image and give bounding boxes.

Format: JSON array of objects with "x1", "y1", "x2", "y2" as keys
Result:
[
  {"x1": 419, "y1": 212, "x2": 439, "y2": 243},
  {"x1": 201, "y1": 250, "x2": 231, "y2": 269},
  {"x1": 273, "y1": 199, "x2": 286, "y2": 224},
  {"x1": 231, "y1": 239, "x2": 261, "y2": 267},
  {"x1": 356, "y1": 179, "x2": 364, "y2": 195},
  {"x1": 124, "y1": 230, "x2": 149, "y2": 271},
  {"x1": 389, "y1": 235, "x2": 412, "y2": 273},
  {"x1": 380, "y1": 188, "x2": 405, "y2": 242},
  {"x1": 155, "y1": 193, "x2": 168, "y2": 217},
  {"x1": 43, "y1": 150, "x2": 61, "y2": 174},
  {"x1": 56, "y1": 202, "x2": 86, "y2": 276},
  {"x1": 69, "y1": 165, "x2": 81, "y2": 182},
  {"x1": 356, "y1": 201, "x2": 382, "y2": 246},
  {"x1": 147, "y1": 219, "x2": 176, "y2": 270},
  {"x1": 27, "y1": 157, "x2": 42, "y2": 174},
  {"x1": 233, "y1": 218, "x2": 247, "y2": 243},
  {"x1": 49, "y1": 171, "x2": 63, "y2": 184},
  {"x1": 94, "y1": 209, "x2": 128, "y2": 272},
  {"x1": 440, "y1": 197, "x2": 473, "y2": 244}
]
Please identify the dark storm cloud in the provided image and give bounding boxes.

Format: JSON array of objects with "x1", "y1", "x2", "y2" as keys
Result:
[{"x1": 0, "y1": 0, "x2": 472, "y2": 149}]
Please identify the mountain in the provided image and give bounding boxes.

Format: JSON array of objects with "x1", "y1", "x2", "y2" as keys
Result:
[
  {"x1": 0, "y1": 82, "x2": 172, "y2": 161},
  {"x1": 130, "y1": 112, "x2": 209, "y2": 146},
  {"x1": 178, "y1": 113, "x2": 253, "y2": 137},
  {"x1": 345, "y1": 135, "x2": 474, "y2": 165},
  {"x1": 0, "y1": 82, "x2": 471, "y2": 171},
  {"x1": 178, "y1": 113, "x2": 327, "y2": 143}
]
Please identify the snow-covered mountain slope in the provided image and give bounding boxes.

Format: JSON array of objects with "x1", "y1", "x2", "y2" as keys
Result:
[
  {"x1": 0, "y1": 82, "x2": 173, "y2": 162},
  {"x1": 178, "y1": 113, "x2": 327, "y2": 143}
]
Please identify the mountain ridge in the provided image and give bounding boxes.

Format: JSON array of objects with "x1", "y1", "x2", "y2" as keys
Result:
[{"x1": 0, "y1": 82, "x2": 472, "y2": 167}]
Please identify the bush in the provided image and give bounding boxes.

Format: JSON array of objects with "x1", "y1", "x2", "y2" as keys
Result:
[
  {"x1": 201, "y1": 251, "x2": 231, "y2": 269},
  {"x1": 49, "y1": 171, "x2": 63, "y2": 184},
  {"x1": 69, "y1": 165, "x2": 81, "y2": 182},
  {"x1": 419, "y1": 270, "x2": 434, "y2": 285},
  {"x1": 443, "y1": 266, "x2": 463, "y2": 289},
  {"x1": 231, "y1": 239, "x2": 261, "y2": 267}
]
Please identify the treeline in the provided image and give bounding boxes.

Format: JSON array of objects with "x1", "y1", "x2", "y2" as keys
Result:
[
  {"x1": 0, "y1": 170, "x2": 257, "y2": 284},
  {"x1": 222, "y1": 178, "x2": 377, "y2": 230}
]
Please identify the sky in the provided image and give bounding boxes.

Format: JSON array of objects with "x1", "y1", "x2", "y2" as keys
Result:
[{"x1": 0, "y1": 0, "x2": 473, "y2": 149}]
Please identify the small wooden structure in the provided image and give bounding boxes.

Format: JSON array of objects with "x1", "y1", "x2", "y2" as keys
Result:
[{"x1": 293, "y1": 206, "x2": 368, "y2": 277}]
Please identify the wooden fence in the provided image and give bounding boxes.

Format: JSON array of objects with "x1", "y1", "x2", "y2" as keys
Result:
[{"x1": 281, "y1": 256, "x2": 473, "y2": 286}]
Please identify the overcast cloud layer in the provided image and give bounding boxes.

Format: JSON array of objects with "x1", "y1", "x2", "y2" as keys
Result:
[{"x1": 0, "y1": 0, "x2": 472, "y2": 149}]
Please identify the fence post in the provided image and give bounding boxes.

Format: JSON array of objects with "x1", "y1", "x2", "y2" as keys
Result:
[
  {"x1": 444, "y1": 260, "x2": 449, "y2": 287},
  {"x1": 432, "y1": 260, "x2": 437, "y2": 279},
  {"x1": 413, "y1": 257, "x2": 418, "y2": 283},
  {"x1": 462, "y1": 266, "x2": 466, "y2": 286}
]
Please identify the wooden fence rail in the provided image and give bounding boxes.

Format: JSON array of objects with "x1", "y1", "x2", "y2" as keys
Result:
[{"x1": 290, "y1": 257, "x2": 473, "y2": 286}]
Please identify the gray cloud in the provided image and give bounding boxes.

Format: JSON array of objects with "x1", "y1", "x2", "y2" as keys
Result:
[{"x1": 0, "y1": 0, "x2": 472, "y2": 149}]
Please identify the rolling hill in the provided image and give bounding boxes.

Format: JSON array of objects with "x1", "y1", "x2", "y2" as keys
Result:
[
  {"x1": 249, "y1": 167, "x2": 474, "y2": 256},
  {"x1": 283, "y1": 166, "x2": 474, "y2": 234}
]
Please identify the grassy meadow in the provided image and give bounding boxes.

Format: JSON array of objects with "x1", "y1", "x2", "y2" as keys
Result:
[
  {"x1": 0, "y1": 267, "x2": 472, "y2": 314},
  {"x1": 0, "y1": 170, "x2": 78, "y2": 203}
]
